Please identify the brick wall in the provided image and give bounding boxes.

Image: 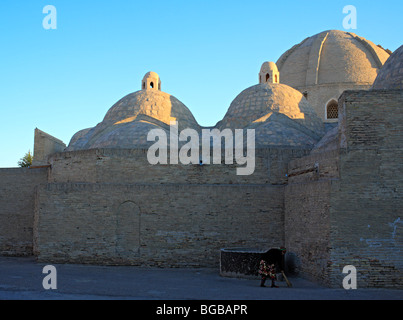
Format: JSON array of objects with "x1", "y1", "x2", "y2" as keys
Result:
[
  {"x1": 285, "y1": 151, "x2": 339, "y2": 286},
  {"x1": 48, "y1": 148, "x2": 309, "y2": 185},
  {"x1": 287, "y1": 149, "x2": 339, "y2": 183},
  {"x1": 32, "y1": 128, "x2": 66, "y2": 166},
  {"x1": 328, "y1": 90, "x2": 403, "y2": 288},
  {"x1": 34, "y1": 183, "x2": 285, "y2": 267},
  {"x1": 285, "y1": 89, "x2": 403, "y2": 288},
  {"x1": 34, "y1": 146, "x2": 309, "y2": 267},
  {"x1": 0, "y1": 167, "x2": 48, "y2": 255}
]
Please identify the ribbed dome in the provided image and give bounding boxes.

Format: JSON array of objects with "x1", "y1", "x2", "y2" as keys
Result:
[
  {"x1": 216, "y1": 83, "x2": 324, "y2": 147},
  {"x1": 277, "y1": 30, "x2": 390, "y2": 89},
  {"x1": 372, "y1": 45, "x2": 403, "y2": 90},
  {"x1": 67, "y1": 89, "x2": 199, "y2": 151}
]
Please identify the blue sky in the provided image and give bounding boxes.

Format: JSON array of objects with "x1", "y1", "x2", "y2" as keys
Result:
[{"x1": 0, "y1": 0, "x2": 402, "y2": 167}]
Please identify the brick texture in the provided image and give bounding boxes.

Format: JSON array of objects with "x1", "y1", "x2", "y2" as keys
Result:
[
  {"x1": 0, "y1": 168, "x2": 48, "y2": 255},
  {"x1": 285, "y1": 90, "x2": 403, "y2": 288},
  {"x1": 34, "y1": 183, "x2": 285, "y2": 268}
]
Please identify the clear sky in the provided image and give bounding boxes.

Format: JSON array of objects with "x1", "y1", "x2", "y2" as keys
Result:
[{"x1": 0, "y1": 0, "x2": 402, "y2": 168}]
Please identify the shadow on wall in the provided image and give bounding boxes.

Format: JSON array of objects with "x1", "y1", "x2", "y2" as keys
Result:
[{"x1": 285, "y1": 251, "x2": 301, "y2": 275}]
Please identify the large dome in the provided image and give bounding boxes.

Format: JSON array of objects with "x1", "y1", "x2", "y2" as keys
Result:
[
  {"x1": 275, "y1": 30, "x2": 390, "y2": 122},
  {"x1": 67, "y1": 73, "x2": 200, "y2": 151},
  {"x1": 217, "y1": 82, "x2": 324, "y2": 147},
  {"x1": 372, "y1": 45, "x2": 403, "y2": 90},
  {"x1": 277, "y1": 30, "x2": 390, "y2": 88}
]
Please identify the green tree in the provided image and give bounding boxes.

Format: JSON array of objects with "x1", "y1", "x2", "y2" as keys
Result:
[{"x1": 18, "y1": 150, "x2": 33, "y2": 168}]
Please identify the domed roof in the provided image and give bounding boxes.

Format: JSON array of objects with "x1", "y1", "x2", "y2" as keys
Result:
[
  {"x1": 143, "y1": 71, "x2": 159, "y2": 78},
  {"x1": 276, "y1": 30, "x2": 390, "y2": 89},
  {"x1": 260, "y1": 61, "x2": 278, "y2": 74},
  {"x1": 372, "y1": 45, "x2": 403, "y2": 90},
  {"x1": 216, "y1": 83, "x2": 324, "y2": 147},
  {"x1": 219, "y1": 83, "x2": 323, "y2": 131},
  {"x1": 103, "y1": 89, "x2": 199, "y2": 129},
  {"x1": 142, "y1": 71, "x2": 161, "y2": 90},
  {"x1": 311, "y1": 125, "x2": 339, "y2": 154},
  {"x1": 67, "y1": 83, "x2": 199, "y2": 151}
]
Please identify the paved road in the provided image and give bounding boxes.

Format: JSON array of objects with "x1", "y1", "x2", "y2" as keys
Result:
[{"x1": 0, "y1": 256, "x2": 401, "y2": 300}]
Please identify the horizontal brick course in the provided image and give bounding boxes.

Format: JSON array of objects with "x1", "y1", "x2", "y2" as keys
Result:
[
  {"x1": 34, "y1": 183, "x2": 285, "y2": 267},
  {"x1": 0, "y1": 168, "x2": 48, "y2": 255}
]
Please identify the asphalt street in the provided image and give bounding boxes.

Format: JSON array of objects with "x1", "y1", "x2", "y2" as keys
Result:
[{"x1": 0, "y1": 256, "x2": 401, "y2": 300}]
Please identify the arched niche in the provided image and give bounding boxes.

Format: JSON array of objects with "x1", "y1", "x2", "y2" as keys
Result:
[{"x1": 115, "y1": 201, "x2": 141, "y2": 257}]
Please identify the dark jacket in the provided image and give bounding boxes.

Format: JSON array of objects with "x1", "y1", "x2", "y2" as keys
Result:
[{"x1": 261, "y1": 249, "x2": 285, "y2": 272}]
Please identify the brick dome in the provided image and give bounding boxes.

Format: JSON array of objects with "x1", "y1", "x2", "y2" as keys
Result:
[
  {"x1": 372, "y1": 45, "x2": 403, "y2": 90},
  {"x1": 67, "y1": 74, "x2": 199, "y2": 151},
  {"x1": 217, "y1": 83, "x2": 324, "y2": 147},
  {"x1": 102, "y1": 89, "x2": 199, "y2": 130},
  {"x1": 277, "y1": 30, "x2": 390, "y2": 89}
]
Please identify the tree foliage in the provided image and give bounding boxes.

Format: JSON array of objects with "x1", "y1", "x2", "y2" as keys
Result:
[{"x1": 18, "y1": 150, "x2": 33, "y2": 168}]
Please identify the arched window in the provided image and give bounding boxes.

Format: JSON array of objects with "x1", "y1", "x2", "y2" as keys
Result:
[
  {"x1": 142, "y1": 82, "x2": 145, "y2": 89},
  {"x1": 326, "y1": 100, "x2": 339, "y2": 120},
  {"x1": 150, "y1": 82, "x2": 154, "y2": 89},
  {"x1": 266, "y1": 74, "x2": 270, "y2": 82},
  {"x1": 275, "y1": 75, "x2": 278, "y2": 83}
]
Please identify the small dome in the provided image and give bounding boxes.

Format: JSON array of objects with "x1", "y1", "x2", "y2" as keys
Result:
[
  {"x1": 217, "y1": 83, "x2": 324, "y2": 147},
  {"x1": 372, "y1": 45, "x2": 403, "y2": 90},
  {"x1": 219, "y1": 83, "x2": 323, "y2": 131},
  {"x1": 67, "y1": 87, "x2": 199, "y2": 151},
  {"x1": 88, "y1": 121, "x2": 166, "y2": 149},
  {"x1": 260, "y1": 61, "x2": 278, "y2": 74},
  {"x1": 253, "y1": 120, "x2": 319, "y2": 148},
  {"x1": 311, "y1": 125, "x2": 339, "y2": 154},
  {"x1": 259, "y1": 61, "x2": 280, "y2": 84},
  {"x1": 277, "y1": 30, "x2": 390, "y2": 88},
  {"x1": 142, "y1": 71, "x2": 161, "y2": 90},
  {"x1": 144, "y1": 71, "x2": 159, "y2": 78}
]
